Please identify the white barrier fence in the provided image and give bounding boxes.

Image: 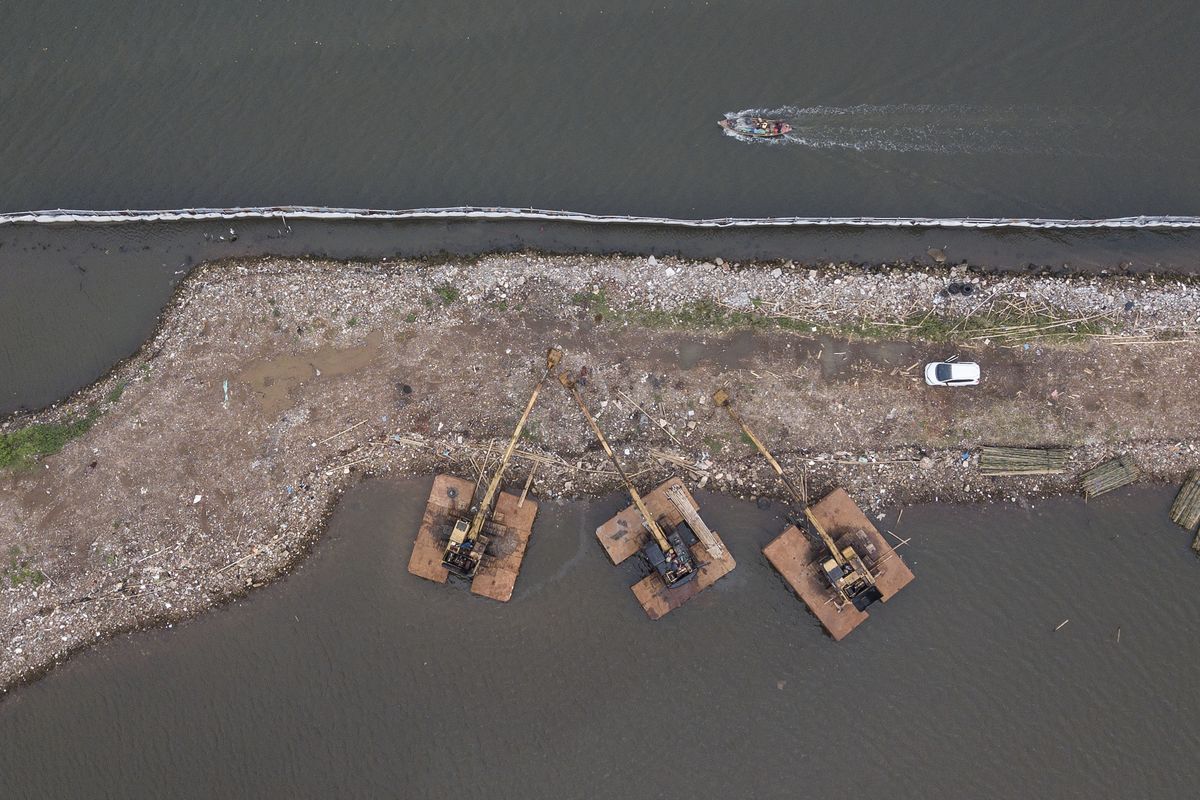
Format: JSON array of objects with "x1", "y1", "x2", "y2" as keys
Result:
[{"x1": 2, "y1": 206, "x2": 1200, "y2": 229}]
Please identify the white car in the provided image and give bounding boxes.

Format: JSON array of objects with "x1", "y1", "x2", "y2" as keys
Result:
[{"x1": 924, "y1": 361, "x2": 980, "y2": 386}]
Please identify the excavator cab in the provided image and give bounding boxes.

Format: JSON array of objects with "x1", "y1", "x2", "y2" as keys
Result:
[
  {"x1": 442, "y1": 518, "x2": 489, "y2": 577},
  {"x1": 821, "y1": 546, "x2": 883, "y2": 612},
  {"x1": 642, "y1": 521, "x2": 698, "y2": 587}
]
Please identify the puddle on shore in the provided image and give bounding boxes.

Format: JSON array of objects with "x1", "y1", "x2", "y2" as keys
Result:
[{"x1": 234, "y1": 330, "x2": 384, "y2": 416}]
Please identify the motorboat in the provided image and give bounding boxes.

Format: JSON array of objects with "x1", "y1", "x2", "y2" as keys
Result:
[{"x1": 718, "y1": 116, "x2": 792, "y2": 138}]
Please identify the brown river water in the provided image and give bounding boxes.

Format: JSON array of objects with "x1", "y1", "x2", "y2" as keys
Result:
[
  {"x1": 2, "y1": 477, "x2": 1197, "y2": 798},
  {"x1": 3, "y1": 1, "x2": 1200, "y2": 793}
]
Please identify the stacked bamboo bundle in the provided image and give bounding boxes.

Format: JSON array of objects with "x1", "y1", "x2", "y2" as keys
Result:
[
  {"x1": 979, "y1": 446, "x2": 1070, "y2": 476},
  {"x1": 1081, "y1": 455, "x2": 1141, "y2": 498},
  {"x1": 1169, "y1": 472, "x2": 1200, "y2": 530}
]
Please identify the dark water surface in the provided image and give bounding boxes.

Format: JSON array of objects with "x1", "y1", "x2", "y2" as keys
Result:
[
  {"x1": 2, "y1": 1, "x2": 1200, "y2": 218},
  {"x1": 4, "y1": 4, "x2": 1200, "y2": 795},
  {"x1": 2, "y1": 478, "x2": 1198, "y2": 799}
]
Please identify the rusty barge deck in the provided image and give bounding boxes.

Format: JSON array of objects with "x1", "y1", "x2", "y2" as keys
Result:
[
  {"x1": 763, "y1": 488, "x2": 914, "y2": 640},
  {"x1": 407, "y1": 474, "x2": 538, "y2": 602},
  {"x1": 596, "y1": 476, "x2": 736, "y2": 619}
]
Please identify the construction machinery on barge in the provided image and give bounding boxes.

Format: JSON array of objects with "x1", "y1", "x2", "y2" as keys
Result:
[
  {"x1": 406, "y1": 348, "x2": 561, "y2": 601},
  {"x1": 560, "y1": 368, "x2": 735, "y2": 618},
  {"x1": 713, "y1": 388, "x2": 913, "y2": 639}
]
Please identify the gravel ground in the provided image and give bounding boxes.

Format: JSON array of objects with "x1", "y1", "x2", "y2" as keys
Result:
[{"x1": 4, "y1": 252, "x2": 1200, "y2": 693}]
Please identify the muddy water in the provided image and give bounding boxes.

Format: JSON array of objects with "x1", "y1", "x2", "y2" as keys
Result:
[{"x1": 2, "y1": 477, "x2": 1197, "y2": 798}]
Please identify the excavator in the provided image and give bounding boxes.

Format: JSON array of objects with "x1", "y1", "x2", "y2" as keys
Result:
[
  {"x1": 560, "y1": 370, "x2": 698, "y2": 588},
  {"x1": 712, "y1": 388, "x2": 882, "y2": 611},
  {"x1": 441, "y1": 347, "x2": 562, "y2": 578}
]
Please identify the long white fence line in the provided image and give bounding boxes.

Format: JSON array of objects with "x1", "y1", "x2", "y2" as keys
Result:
[{"x1": 2, "y1": 206, "x2": 1200, "y2": 229}]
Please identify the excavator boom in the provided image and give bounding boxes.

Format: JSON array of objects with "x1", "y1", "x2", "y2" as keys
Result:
[
  {"x1": 560, "y1": 370, "x2": 697, "y2": 587},
  {"x1": 713, "y1": 387, "x2": 879, "y2": 607},
  {"x1": 712, "y1": 388, "x2": 809, "y2": 510},
  {"x1": 466, "y1": 347, "x2": 562, "y2": 540},
  {"x1": 442, "y1": 347, "x2": 561, "y2": 577},
  {"x1": 558, "y1": 374, "x2": 672, "y2": 553}
]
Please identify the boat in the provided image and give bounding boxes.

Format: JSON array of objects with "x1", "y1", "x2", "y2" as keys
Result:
[{"x1": 718, "y1": 116, "x2": 792, "y2": 138}]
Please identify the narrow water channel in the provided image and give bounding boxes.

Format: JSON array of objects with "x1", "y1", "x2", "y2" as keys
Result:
[{"x1": 4, "y1": 219, "x2": 1200, "y2": 416}]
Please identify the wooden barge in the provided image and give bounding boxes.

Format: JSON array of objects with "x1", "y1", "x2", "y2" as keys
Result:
[
  {"x1": 763, "y1": 488, "x2": 913, "y2": 640},
  {"x1": 596, "y1": 476, "x2": 736, "y2": 619},
  {"x1": 407, "y1": 474, "x2": 538, "y2": 602}
]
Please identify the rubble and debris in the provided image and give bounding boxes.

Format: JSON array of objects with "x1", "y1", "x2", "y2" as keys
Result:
[{"x1": 5, "y1": 253, "x2": 1200, "y2": 691}]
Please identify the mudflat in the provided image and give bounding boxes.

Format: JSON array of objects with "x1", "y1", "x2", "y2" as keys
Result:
[{"x1": 4, "y1": 253, "x2": 1200, "y2": 691}]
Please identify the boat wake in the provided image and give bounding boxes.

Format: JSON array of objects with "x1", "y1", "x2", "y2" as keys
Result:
[{"x1": 721, "y1": 104, "x2": 1175, "y2": 157}]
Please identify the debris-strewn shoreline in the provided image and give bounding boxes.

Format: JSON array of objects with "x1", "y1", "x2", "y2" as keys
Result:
[{"x1": 4, "y1": 253, "x2": 1200, "y2": 694}]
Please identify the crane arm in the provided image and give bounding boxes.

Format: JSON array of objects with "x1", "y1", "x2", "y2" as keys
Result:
[
  {"x1": 465, "y1": 348, "x2": 561, "y2": 539},
  {"x1": 559, "y1": 373, "x2": 673, "y2": 553},
  {"x1": 712, "y1": 388, "x2": 807, "y2": 507}
]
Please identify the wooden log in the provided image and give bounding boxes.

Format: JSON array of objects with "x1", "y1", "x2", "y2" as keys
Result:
[
  {"x1": 1169, "y1": 472, "x2": 1200, "y2": 530},
  {"x1": 1081, "y1": 455, "x2": 1140, "y2": 498},
  {"x1": 979, "y1": 446, "x2": 1070, "y2": 476}
]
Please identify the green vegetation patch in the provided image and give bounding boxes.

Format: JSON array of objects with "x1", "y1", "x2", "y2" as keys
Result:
[
  {"x1": 574, "y1": 292, "x2": 1113, "y2": 345},
  {"x1": 433, "y1": 283, "x2": 461, "y2": 305},
  {"x1": 834, "y1": 311, "x2": 1113, "y2": 344},
  {"x1": 0, "y1": 408, "x2": 100, "y2": 470},
  {"x1": 6, "y1": 547, "x2": 46, "y2": 588},
  {"x1": 106, "y1": 381, "x2": 127, "y2": 405},
  {"x1": 627, "y1": 299, "x2": 813, "y2": 334}
]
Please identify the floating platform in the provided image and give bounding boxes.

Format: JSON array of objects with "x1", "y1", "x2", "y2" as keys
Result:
[
  {"x1": 407, "y1": 474, "x2": 538, "y2": 602},
  {"x1": 763, "y1": 488, "x2": 914, "y2": 641},
  {"x1": 596, "y1": 476, "x2": 736, "y2": 619}
]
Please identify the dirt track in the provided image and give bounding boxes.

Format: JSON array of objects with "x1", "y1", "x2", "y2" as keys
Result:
[{"x1": 4, "y1": 253, "x2": 1200, "y2": 692}]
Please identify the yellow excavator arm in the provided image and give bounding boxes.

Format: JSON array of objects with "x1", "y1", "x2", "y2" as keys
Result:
[
  {"x1": 558, "y1": 372, "x2": 674, "y2": 554},
  {"x1": 713, "y1": 387, "x2": 873, "y2": 585},
  {"x1": 443, "y1": 347, "x2": 561, "y2": 573},
  {"x1": 559, "y1": 369, "x2": 697, "y2": 587},
  {"x1": 463, "y1": 347, "x2": 561, "y2": 541}
]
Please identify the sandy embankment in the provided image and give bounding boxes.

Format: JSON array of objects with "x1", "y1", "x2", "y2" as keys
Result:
[{"x1": 4, "y1": 253, "x2": 1200, "y2": 692}]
